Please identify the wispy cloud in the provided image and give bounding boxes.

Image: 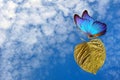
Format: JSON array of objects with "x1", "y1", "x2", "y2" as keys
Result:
[{"x1": 0, "y1": 0, "x2": 93, "y2": 80}]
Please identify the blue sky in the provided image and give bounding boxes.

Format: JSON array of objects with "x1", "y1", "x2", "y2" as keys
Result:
[{"x1": 0, "y1": 0, "x2": 120, "y2": 80}]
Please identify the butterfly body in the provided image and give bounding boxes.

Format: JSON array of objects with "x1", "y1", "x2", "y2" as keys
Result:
[{"x1": 74, "y1": 10, "x2": 107, "y2": 38}]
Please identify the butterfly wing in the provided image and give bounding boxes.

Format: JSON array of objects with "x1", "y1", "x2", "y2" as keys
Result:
[
  {"x1": 82, "y1": 10, "x2": 94, "y2": 22},
  {"x1": 74, "y1": 10, "x2": 107, "y2": 38},
  {"x1": 88, "y1": 21, "x2": 107, "y2": 37},
  {"x1": 74, "y1": 14, "x2": 91, "y2": 33}
]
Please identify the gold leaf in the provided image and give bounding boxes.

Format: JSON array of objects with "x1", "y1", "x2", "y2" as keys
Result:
[{"x1": 74, "y1": 39, "x2": 106, "y2": 74}]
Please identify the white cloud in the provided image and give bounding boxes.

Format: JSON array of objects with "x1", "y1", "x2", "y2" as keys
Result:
[
  {"x1": 0, "y1": 1, "x2": 17, "y2": 29},
  {"x1": 13, "y1": 0, "x2": 25, "y2": 4},
  {"x1": 0, "y1": 30, "x2": 6, "y2": 47},
  {"x1": 0, "y1": 0, "x2": 94, "y2": 79},
  {"x1": 18, "y1": 28, "x2": 38, "y2": 45},
  {"x1": 55, "y1": 26, "x2": 67, "y2": 34},
  {"x1": 42, "y1": 26, "x2": 55, "y2": 36},
  {"x1": 95, "y1": 0, "x2": 110, "y2": 19},
  {"x1": 87, "y1": 0, "x2": 96, "y2": 3}
]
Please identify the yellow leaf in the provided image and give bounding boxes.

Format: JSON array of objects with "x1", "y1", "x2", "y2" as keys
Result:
[{"x1": 74, "y1": 39, "x2": 106, "y2": 74}]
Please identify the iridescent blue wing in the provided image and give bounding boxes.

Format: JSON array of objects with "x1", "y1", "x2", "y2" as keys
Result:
[
  {"x1": 74, "y1": 10, "x2": 107, "y2": 38},
  {"x1": 81, "y1": 10, "x2": 107, "y2": 38},
  {"x1": 74, "y1": 14, "x2": 91, "y2": 33},
  {"x1": 81, "y1": 10, "x2": 95, "y2": 34},
  {"x1": 88, "y1": 21, "x2": 107, "y2": 37},
  {"x1": 82, "y1": 10, "x2": 94, "y2": 22}
]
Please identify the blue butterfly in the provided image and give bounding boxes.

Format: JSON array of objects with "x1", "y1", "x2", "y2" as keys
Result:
[{"x1": 74, "y1": 10, "x2": 107, "y2": 38}]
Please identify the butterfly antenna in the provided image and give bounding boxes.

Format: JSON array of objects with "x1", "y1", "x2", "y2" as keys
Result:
[{"x1": 80, "y1": 38, "x2": 86, "y2": 42}]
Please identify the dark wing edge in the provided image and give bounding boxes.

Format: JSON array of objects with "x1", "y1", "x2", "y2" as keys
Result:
[
  {"x1": 82, "y1": 10, "x2": 94, "y2": 20},
  {"x1": 88, "y1": 21, "x2": 107, "y2": 38},
  {"x1": 74, "y1": 14, "x2": 81, "y2": 24},
  {"x1": 82, "y1": 10, "x2": 89, "y2": 18}
]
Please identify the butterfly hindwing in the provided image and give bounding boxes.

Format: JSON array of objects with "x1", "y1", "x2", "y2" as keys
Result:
[{"x1": 90, "y1": 21, "x2": 107, "y2": 36}]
